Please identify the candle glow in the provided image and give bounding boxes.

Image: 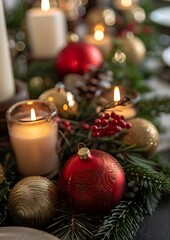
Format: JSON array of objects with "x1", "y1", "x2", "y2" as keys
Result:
[
  {"x1": 41, "y1": 0, "x2": 50, "y2": 11},
  {"x1": 97, "y1": 85, "x2": 140, "y2": 120},
  {"x1": 6, "y1": 100, "x2": 59, "y2": 176},
  {"x1": 94, "y1": 25, "x2": 105, "y2": 41},
  {"x1": 31, "y1": 108, "x2": 36, "y2": 121},
  {"x1": 121, "y1": 0, "x2": 132, "y2": 7},
  {"x1": 114, "y1": 86, "x2": 121, "y2": 102}
]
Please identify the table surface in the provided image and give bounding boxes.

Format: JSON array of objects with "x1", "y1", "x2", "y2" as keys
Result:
[{"x1": 134, "y1": 149, "x2": 170, "y2": 240}]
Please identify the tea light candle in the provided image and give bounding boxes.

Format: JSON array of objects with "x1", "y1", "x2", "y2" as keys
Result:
[
  {"x1": 6, "y1": 100, "x2": 59, "y2": 176},
  {"x1": 0, "y1": 0, "x2": 15, "y2": 102},
  {"x1": 26, "y1": 0, "x2": 67, "y2": 59},
  {"x1": 85, "y1": 24, "x2": 112, "y2": 56},
  {"x1": 98, "y1": 85, "x2": 140, "y2": 119}
]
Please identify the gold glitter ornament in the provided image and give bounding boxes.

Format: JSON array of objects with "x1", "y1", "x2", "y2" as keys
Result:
[
  {"x1": 121, "y1": 118, "x2": 159, "y2": 155},
  {"x1": 39, "y1": 85, "x2": 78, "y2": 118},
  {"x1": 0, "y1": 164, "x2": 5, "y2": 183},
  {"x1": 8, "y1": 176, "x2": 59, "y2": 228},
  {"x1": 113, "y1": 33, "x2": 146, "y2": 65}
]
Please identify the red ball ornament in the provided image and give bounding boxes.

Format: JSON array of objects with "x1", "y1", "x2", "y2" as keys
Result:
[
  {"x1": 55, "y1": 42, "x2": 103, "y2": 78},
  {"x1": 59, "y1": 145, "x2": 125, "y2": 215}
]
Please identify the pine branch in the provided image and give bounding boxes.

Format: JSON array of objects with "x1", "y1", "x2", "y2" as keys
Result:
[
  {"x1": 0, "y1": 201, "x2": 8, "y2": 226},
  {"x1": 0, "y1": 180, "x2": 10, "y2": 226},
  {"x1": 122, "y1": 154, "x2": 170, "y2": 194},
  {"x1": 139, "y1": 188, "x2": 162, "y2": 215},
  {"x1": 47, "y1": 207, "x2": 97, "y2": 240},
  {"x1": 138, "y1": 96, "x2": 170, "y2": 118},
  {"x1": 151, "y1": 153, "x2": 170, "y2": 177},
  {"x1": 94, "y1": 200, "x2": 145, "y2": 240}
]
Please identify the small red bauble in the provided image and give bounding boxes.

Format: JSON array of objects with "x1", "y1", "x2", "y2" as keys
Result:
[
  {"x1": 59, "y1": 146, "x2": 125, "y2": 215},
  {"x1": 55, "y1": 42, "x2": 103, "y2": 78}
]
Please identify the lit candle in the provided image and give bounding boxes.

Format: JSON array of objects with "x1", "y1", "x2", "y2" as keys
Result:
[
  {"x1": 85, "y1": 24, "x2": 112, "y2": 56},
  {"x1": 98, "y1": 86, "x2": 140, "y2": 119},
  {"x1": 0, "y1": 0, "x2": 15, "y2": 102},
  {"x1": 6, "y1": 100, "x2": 59, "y2": 176},
  {"x1": 26, "y1": 0, "x2": 67, "y2": 59}
]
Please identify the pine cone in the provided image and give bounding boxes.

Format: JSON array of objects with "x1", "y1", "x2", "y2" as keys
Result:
[{"x1": 63, "y1": 64, "x2": 113, "y2": 102}]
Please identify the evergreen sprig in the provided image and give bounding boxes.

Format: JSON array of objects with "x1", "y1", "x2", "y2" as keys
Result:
[
  {"x1": 47, "y1": 207, "x2": 97, "y2": 240},
  {"x1": 94, "y1": 200, "x2": 145, "y2": 240},
  {"x1": 0, "y1": 179, "x2": 10, "y2": 225},
  {"x1": 138, "y1": 96, "x2": 170, "y2": 118}
]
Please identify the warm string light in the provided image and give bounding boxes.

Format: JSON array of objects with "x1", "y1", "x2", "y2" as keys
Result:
[{"x1": 41, "y1": 0, "x2": 50, "y2": 11}]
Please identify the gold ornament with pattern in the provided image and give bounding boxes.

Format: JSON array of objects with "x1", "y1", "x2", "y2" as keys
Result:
[
  {"x1": 121, "y1": 118, "x2": 159, "y2": 155},
  {"x1": 8, "y1": 176, "x2": 59, "y2": 227}
]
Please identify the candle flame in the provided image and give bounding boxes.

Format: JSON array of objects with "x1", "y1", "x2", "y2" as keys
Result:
[
  {"x1": 114, "y1": 86, "x2": 121, "y2": 102},
  {"x1": 41, "y1": 0, "x2": 50, "y2": 11},
  {"x1": 94, "y1": 25, "x2": 105, "y2": 41},
  {"x1": 120, "y1": 0, "x2": 132, "y2": 8},
  {"x1": 31, "y1": 108, "x2": 37, "y2": 121}
]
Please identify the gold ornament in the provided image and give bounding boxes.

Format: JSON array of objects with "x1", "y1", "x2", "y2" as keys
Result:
[
  {"x1": 0, "y1": 164, "x2": 5, "y2": 183},
  {"x1": 86, "y1": 7, "x2": 116, "y2": 29},
  {"x1": 113, "y1": 33, "x2": 146, "y2": 65},
  {"x1": 39, "y1": 85, "x2": 78, "y2": 118},
  {"x1": 121, "y1": 118, "x2": 159, "y2": 155},
  {"x1": 8, "y1": 176, "x2": 59, "y2": 227},
  {"x1": 124, "y1": 5, "x2": 146, "y2": 23}
]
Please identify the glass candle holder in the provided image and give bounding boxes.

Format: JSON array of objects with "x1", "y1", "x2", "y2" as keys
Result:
[
  {"x1": 6, "y1": 100, "x2": 58, "y2": 176},
  {"x1": 97, "y1": 85, "x2": 140, "y2": 120}
]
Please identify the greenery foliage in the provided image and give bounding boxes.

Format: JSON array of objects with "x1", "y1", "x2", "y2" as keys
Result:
[{"x1": 1, "y1": 0, "x2": 170, "y2": 239}]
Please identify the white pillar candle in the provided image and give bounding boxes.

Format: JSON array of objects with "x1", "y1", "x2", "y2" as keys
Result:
[
  {"x1": 26, "y1": 0, "x2": 68, "y2": 59},
  {"x1": 6, "y1": 100, "x2": 59, "y2": 176},
  {"x1": 0, "y1": 0, "x2": 15, "y2": 102}
]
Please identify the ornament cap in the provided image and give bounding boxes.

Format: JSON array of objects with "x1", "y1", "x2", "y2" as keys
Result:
[{"x1": 78, "y1": 143, "x2": 90, "y2": 160}]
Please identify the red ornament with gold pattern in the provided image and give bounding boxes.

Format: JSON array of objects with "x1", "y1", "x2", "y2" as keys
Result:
[{"x1": 59, "y1": 144, "x2": 126, "y2": 214}]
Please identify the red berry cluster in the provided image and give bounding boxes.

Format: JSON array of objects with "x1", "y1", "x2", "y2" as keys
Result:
[
  {"x1": 57, "y1": 117, "x2": 72, "y2": 132},
  {"x1": 91, "y1": 112, "x2": 131, "y2": 138}
]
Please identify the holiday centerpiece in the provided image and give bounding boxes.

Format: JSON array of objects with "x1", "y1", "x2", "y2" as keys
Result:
[{"x1": 1, "y1": 0, "x2": 170, "y2": 240}]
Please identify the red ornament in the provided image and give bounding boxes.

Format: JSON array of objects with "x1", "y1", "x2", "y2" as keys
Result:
[
  {"x1": 55, "y1": 42, "x2": 103, "y2": 78},
  {"x1": 59, "y1": 145, "x2": 125, "y2": 215}
]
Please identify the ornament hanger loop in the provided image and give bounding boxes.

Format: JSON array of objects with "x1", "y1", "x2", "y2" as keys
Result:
[{"x1": 78, "y1": 142, "x2": 87, "y2": 150}]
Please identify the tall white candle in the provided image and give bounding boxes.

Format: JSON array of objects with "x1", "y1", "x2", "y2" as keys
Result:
[
  {"x1": 26, "y1": 0, "x2": 68, "y2": 59},
  {"x1": 6, "y1": 100, "x2": 59, "y2": 176},
  {"x1": 0, "y1": 0, "x2": 15, "y2": 102}
]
